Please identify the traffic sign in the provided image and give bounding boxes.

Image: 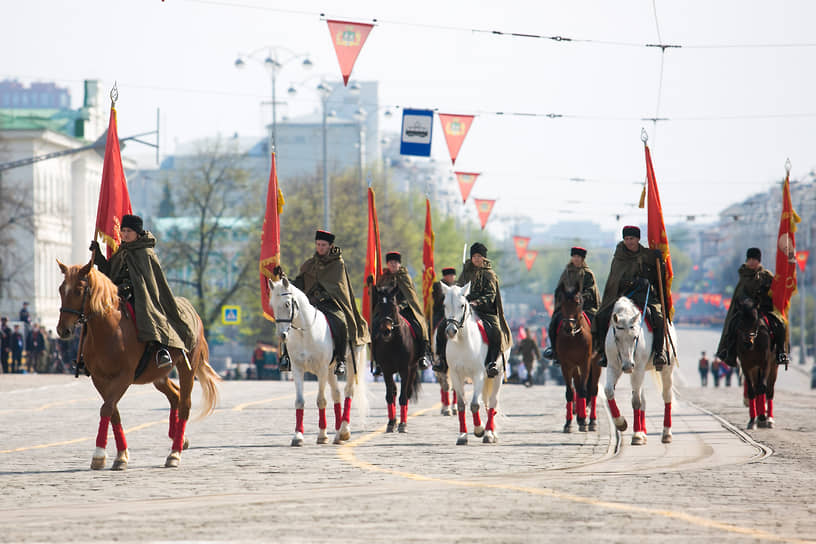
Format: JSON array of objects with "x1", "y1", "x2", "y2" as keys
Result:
[
  {"x1": 400, "y1": 108, "x2": 433, "y2": 157},
  {"x1": 221, "y1": 305, "x2": 241, "y2": 325}
]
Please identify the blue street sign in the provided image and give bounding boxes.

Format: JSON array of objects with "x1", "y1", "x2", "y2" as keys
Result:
[
  {"x1": 400, "y1": 109, "x2": 433, "y2": 157},
  {"x1": 221, "y1": 305, "x2": 241, "y2": 325}
]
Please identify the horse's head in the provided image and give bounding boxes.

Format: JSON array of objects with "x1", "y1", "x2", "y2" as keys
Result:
[
  {"x1": 441, "y1": 282, "x2": 470, "y2": 339},
  {"x1": 610, "y1": 297, "x2": 643, "y2": 373},
  {"x1": 374, "y1": 285, "x2": 400, "y2": 340},
  {"x1": 267, "y1": 274, "x2": 296, "y2": 342},
  {"x1": 560, "y1": 286, "x2": 584, "y2": 336},
  {"x1": 56, "y1": 256, "x2": 94, "y2": 339},
  {"x1": 734, "y1": 296, "x2": 763, "y2": 348}
]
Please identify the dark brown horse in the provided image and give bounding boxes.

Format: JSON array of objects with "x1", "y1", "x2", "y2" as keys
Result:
[
  {"x1": 56, "y1": 257, "x2": 219, "y2": 470},
  {"x1": 733, "y1": 297, "x2": 778, "y2": 429},
  {"x1": 371, "y1": 285, "x2": 421, "y2": 433},
  {"x1": 555, "y1": 286, "x2": 600, "y2": 432}
]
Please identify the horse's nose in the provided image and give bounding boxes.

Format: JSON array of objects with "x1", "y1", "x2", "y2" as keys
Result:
[
  {"x1": 446, "y1": 324, "x2": 457, "y2": 339},
  {"x1": 622, "y1": 362, "x2": 634, "y2": 374},
  {"x1": 279, "y1": 330, "x2": 288, "y2": 342},
  {"x1": 57, "y1": 326, "x2": 71, "y2": 339}
]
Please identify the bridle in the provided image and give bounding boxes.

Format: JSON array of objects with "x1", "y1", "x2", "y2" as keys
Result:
[
  {"x1": 375, "y1": 292, "x2": 400, "y2": 341},
  {"x1": 562, "y1": 294, "x2": 585, "y2": 337},
  {"x1": 612, "y1": 289, "x2": 649, "y2": 365},
  {"x1": 275, "y1": 291, "x2": 315, "y2": 331},
  {"x1": 58, "y1": 280, "x2": 90, "y2": 378},
  {"x1": 59, "y1": 283, "x2": 90, "y2": 325},
  {"x1": 443, "y1": 297, "x2": 470, "y2": 333}
]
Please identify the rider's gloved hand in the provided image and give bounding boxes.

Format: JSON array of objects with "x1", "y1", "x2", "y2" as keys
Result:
[{"x1": 89, "y1": 240, "x2": 101, "y2": 254}]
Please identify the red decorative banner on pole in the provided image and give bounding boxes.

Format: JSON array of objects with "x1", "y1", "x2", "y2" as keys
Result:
[
  {"x1": 260, "y1": 152, "x2": 286, "y2": 321},
  {"x1": 326, "y1": 20, "x2": 374, "y2": 86},
  {"x1": 771, "y1": 168, "x2": 800, "y2": 322},
  {"x1": 473, "y1": 198, "x2": 495, "y2": 230},
  {"x1": 796, "y1": 250, "x2": 809, "y2": 272},
  {"x1": 645, "y1": 142, "x2": 675, "y2": 321},
  {"x1": 438, "y1": 113, "x2": 474, "y2": 165},
  {"x1": 513, "y1": 236, "x2": 531, "y2": 260},
  {"x1": 523, "y1": 250, "x2": 538, "y2": 271},
  {"x1": 422, "y1": 198, "x2": 436, "y2": 319},
  {"x1": 362, "y1": 186, "x2": 382, "y2": 325},
  {"x1": 95, "y1": 105, "x2": 133, "y2": 259},
  {"x1": 454, "y1": 171, "x2": 479, "y2": 203},
  {"x1": 541, "y1": 294, "x2": 554, "y2": 316}
]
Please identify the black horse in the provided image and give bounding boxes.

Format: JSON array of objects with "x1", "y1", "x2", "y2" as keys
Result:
[
  {"x1": 733, "y1": 297, "x2": 777, "y2": 429},
  {"x1": 371, "y1": 285, "x2": 421, "y2": 433}
]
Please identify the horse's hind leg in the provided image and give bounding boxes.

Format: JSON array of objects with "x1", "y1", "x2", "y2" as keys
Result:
[
  {"x1": 629, "y1": 370, "x2": 647, "y2": 445},
  {"x1": 154, "y1": 377, "x2": 188, "y2": 450},
  {"x1": 166, "y1": 365, "x2": 194, "y2": 467},
  {"x1": 563, "y1": 374, "x2": 575, "y2": 433},
  {"x1": 397, "y1": 370, "x2": 409, "y2": 433},
  {"x1": 450, "y1": 370, "x2": 468, "y2": 445},
  {"x1": 384, "y1": 373, "x2": 397, "y2": 433},
  {"x1": 586, "y1": 362, "x2": 601, "y2": 431},
  {"x1": 765, "y1": 363, "x2": 778, "y2": 428},
  {"x1": 660, "y1": 366, "x2": 674, "y2": 443},
  {"x1": 315, "y1": 371, "x2": 330, "y2": 444},
  {"x1": 604, "y1": 364, "x2": 627, "y2": 432},
  {"x1": 471, "y1": 375, "x2": 485, "y2": 438},
  {"x1": 336, "y1": 347, "x2": 357, "y2": 443},
  {"x1": 91, "y1": 374, "x2": 131, "y2": 471}
]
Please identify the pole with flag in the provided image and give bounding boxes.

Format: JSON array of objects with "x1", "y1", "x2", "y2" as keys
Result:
[
  {"x1": 422, "y1": 198, "x2": 436, "y2": 320},
  {"x1": 771, "y1": 159, "x2": 800, "y2": 336},
  {"x1": 260, "y1": 151, "x2": 285, "y2": 321},
  {"x1": 94, "y1": 84, "x2": 132, "y2": 258},
  {"x1": 362, "y1": 186, "x2": 382, "y2": 325}
]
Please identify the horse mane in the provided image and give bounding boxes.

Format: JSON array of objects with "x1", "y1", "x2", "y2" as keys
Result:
[
  {"x1": 86, "y1": 267, "x2": 119, "y2": 315},
  {"x1": 612, "y1": 296, "x2": 640, "y2": 321}
]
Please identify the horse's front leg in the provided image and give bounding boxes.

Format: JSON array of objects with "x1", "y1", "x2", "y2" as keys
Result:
[
  {"x1": 91, "y1": 374, "x2": 131, "y2": 470},
  {"x1": 315, "y1": 369, "x2": 330, "y2": 445},
  {"x1": 743, "y1": 365, "x2": 759, "y2": 430},
  {"x1": 397, "y1": 369, "x2": 409, "y2": 433},
  {"x1": 166, "y1": 363, "x2": 194, "y2": 467},
  {"x1": 291, "y1": 367, "x2": 306, "y2": 447},
  {"x1": 604, "y1": 362, "x2": 627, "y2": 433},
  {"x1": 336, "y1": 345, "x2": 357, "y2": 443},
  {"x1": 629, "y1": 368, "x2": 647, "y2": 445},
  {"x1": 384, "y1": 372, "x2": 397, "y2": 433},
  {"x1": 660, "y1": 364, "x2": 674, "y2": 443},
  {"x1": 450, "y1": 368, "x2": 468, "y2": 445},
  {"x1": 470, "y1": 374, "x2": 485, "y2": 438}
]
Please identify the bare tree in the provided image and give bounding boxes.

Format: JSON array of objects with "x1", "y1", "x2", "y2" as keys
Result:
[{"x1": 0, "y1": 135, "x2": 36, "y2": 300}]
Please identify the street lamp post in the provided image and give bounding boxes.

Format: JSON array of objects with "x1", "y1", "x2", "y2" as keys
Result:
[{"x1": 317, "y1": 82, "x2": 332, "y2": 231}]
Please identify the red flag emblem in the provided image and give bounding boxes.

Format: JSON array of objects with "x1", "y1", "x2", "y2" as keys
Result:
[
  {"x1": 363, "y1": 187, "x2": 382, "y2": 325},
  {"x1": 771, "y1": 171, "x2": 800, "y2": 321},
  {"x1": 422, "y1": 198, "x2": 436, "y2": 318},
  {"x1": 645, "y1": 144, "x2": 674, "y2": 320}
]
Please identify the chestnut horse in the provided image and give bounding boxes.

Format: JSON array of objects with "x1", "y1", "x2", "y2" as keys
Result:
[
  {"x1": 371, "y1": 285, "x2": 421, "y2": 433},
  {"x1": 733, "y1": 297, "x2": 778, "y2": 429},
  {"x1": 56, "y1": 257, "x2": 219, "y2": 470},
  {"x1": 555, "y1": 287, "x2": 600, "y2": 433}
]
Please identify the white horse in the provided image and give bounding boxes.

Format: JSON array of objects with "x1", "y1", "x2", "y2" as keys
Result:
[
  {"x1": 267, "y1": 277, "x2": 368, "y2": 446},
  {"x1": 434, "y1": 369, "x2": 457, "y2": 416},
  {"x1": 604, "y1": 296, "x2": 678, "y2": 445},
  {"x1": 440, "y1": 282, "x2": 510, "y2": 445}
]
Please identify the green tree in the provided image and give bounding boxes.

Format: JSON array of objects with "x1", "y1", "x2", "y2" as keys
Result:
[{"x1": 156, "y1": 181, "x2": 175, "y2": 218}]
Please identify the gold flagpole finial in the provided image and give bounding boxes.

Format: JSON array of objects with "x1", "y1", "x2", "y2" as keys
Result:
[
  {"x1": 110, "y1": 82, "x2": 119, "y2": 108},
  {"x1": 785, "y1": 158, "x2": 792, "y2": 175},
  {"x1": 640, "y1": 127, "x2": 649, "y2": 144}
]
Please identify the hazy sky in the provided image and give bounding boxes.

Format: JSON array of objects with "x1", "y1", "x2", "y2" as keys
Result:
[{"x1": 3, "y1": 0, "x2": 815, "y2": 233}]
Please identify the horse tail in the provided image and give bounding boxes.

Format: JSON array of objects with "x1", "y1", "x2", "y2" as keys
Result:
[
  {"x1": 406, "y1": 361, "x2": 422, "y2": 402},
  {"x1": 350, "y1": 343, "x2": 370, "y2": 428},
  {"x1": 192, "y1": 317, "x2": 220, "y2": 420}
]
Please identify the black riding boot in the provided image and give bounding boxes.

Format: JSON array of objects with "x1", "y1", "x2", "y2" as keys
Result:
[
  {"x1": 484, "y1": 341, "x2": 501, "y2": 378},
  {"x1": 652, "y1": 320, "x2": 667, "y2": 370},
  {"x1": 773, "y1": 321, "x2": 789, "y2": 365},
  {"x1": 432, "y1": 327, "x2": 448, "y2": 372},
  {"x1": 543, "y1": 314, "x2": 560, "y2": 366}
]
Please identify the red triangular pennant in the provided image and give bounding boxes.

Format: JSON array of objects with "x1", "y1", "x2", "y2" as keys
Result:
[
  {"x1": 523, "y1": 250, "x2": 538, "y2": 271},
  {"x1": 473, "y1": 198, "x2": 495, "y2": 230},
  {"x1": 454, "y1": 171, "x2": 479, "y2": 203},
  {"x1": 438, "y1": 113, "x2": 474, "y2": 165},
  {"x1": 326, "y1": 20, "x2": 374, "y2": 86},
  {"x1": 513, "y1": 236, "x2": 530, "y2": 260}
]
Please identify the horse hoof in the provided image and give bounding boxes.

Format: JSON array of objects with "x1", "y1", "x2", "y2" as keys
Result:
[
  {"x1": 483, "y1": 431, "x2": 496, "y2": 444},
  {"x1": 578, "y1": 419, "x2": 588, "y2": 432},
  {"x1": 563, "y1": 421, "x2": 573, "y2": 433},
  {"x1": 333, "y1": 433, "x2": 343, "y2": 445},
  {"x1": 339, "y1": 425, "x2": 351, "y2": 442},
  {"x1": 317, "y1": 433, "x2": 329, "y2": 445},
  {"x1": 451, "y1": 406, "x2": 458, "y2": 415},
  {"x1": 90, "y1": 456, "x2": 106, "y2": 470},
  {"x1": 291, "y1": 434, "x2": 304, "y2": 447},
  {"x1": 398, "y1": 422, "x2": 407, "y2": 433},
  {"x1": 474, "y1": 426, "x2": 485, "y2": 438},
  {"x1": 182, "y1": 437, "x2": 190, "y2": 451},
  {"x1": 614, "y1": 417, "x2": 628, "y2": 432},
  {"x1": 165, "y1": 451, "x2": 181, "y2": 468},
  {"x1": 386, "y1": 420, "x2": 396, "y2": 433},
  {"x1": 456, "y1": 434, "x2": 468, "y2": 445},
  {"x1": 631, "y1": 433, "x2": 647, "y2": 446},
  {"x1": 747, "y1": 419, "x2": 757, "y2": 430},
  {"x1": 588, "y1": 419, "x2": 598, "y2": 432},
  {"x1": 661, "y1": 431, "x2": 672, "y2": 444},
  {"x1": 441, "y1": 406, "x2": 452, "y2": 416},
  {"x1": 111, "y1": 459, "x2": 128, "y2": 471},
  {"x1": 766, "y1": 418, "x2": 775, "y2": 429}
]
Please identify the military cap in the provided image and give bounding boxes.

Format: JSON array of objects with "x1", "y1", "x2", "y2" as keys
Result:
[{"x1": 315, "y1": 230, "x2": 335, "y2": 244}]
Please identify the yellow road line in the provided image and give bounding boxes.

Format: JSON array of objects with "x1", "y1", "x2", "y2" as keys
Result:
[
  {"x1": 0, "y1": 390, "x2": 154, "y2": 415},
  {"x1": 338, "y1": 405, "x2": 813, "y2": 544}
]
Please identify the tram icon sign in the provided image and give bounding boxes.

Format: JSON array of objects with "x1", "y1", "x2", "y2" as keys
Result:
[
  {"x1": 221, "y1": 305, "x2": 241, "y2": 325},
  {"x1": 400, "y1": 108, "x2": 433, "y2": 157}
]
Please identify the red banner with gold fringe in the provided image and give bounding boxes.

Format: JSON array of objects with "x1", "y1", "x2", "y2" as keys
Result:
[
  {"x1": 422, "y1": 198, "x2": 436, "y2": 318},
  {"x1": 260, "y1": 152, "x2": 285, "y2": 321},
  {"x1": 95, "y1": 106, "x2": 132, "y2": 258},
  {"x1": 771, "y1": 172, "x2": 800, "y2": 322}
]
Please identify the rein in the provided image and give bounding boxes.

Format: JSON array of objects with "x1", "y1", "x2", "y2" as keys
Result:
[
  {"x1": 612, "y1": 287, "x2": 649, "y2": 366},
  {"x1": 443, "y1": 300, "x2": 470, "y2": 333},
  {"x1": 275, "y1": 292, "x2": 317, "y2": 331},
  {"x1": 59, "y1": 284, "x2": 90, "y2": 378}
]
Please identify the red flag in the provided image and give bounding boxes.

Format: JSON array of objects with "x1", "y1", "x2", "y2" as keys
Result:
[
  {"x1": 710, "y1": 294, "x2": 723, "y2": 307},
  {"x1": 644, "y1": 144, "x2": 674, "y2": 320},
  {"x1": 523, "y1": 250, "x2": 538, "y2": 271},
  {"x1": 454, "y1": 171, "x2": 479, "y2": 203},
  {"x1": 473, "y1": 198, "x2": 495, "y2": 230},
  {"x1": 260, "y1": 152, "x2": 285, "y2": 321},
  {"x1": 95, "y1": 106, "x2": 132, "y2": 258},
  {"x1": 513, "y1": 236, "x2": 531, "y2": 260},
  {"x1": 438, "y1": 114, "x2": 474, "y2": 165},
  {"x1": 326, "y1": 20, "x2": 374, "y2": 86},
  {"x1": 362, "y1": 187, "x2": 382, "y2": 325},
  {"x1": 796, "y1": 250, "x2": 809, "y2": 272},
  {"x1": 541, "y1": 294, "x2": 554, "y2": 316},
  {"x1": 771, "y1": 172, "x2": 800, "y2": 322},
  {"x1": 422, "y1": 198, "x2": 436, "y2": 318},
  {"x1": 723, "y1": 298, "x2": 732, "y2": 310}
]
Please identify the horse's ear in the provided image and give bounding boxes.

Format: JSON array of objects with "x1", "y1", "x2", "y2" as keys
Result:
[
  {"x1": 612, "y1": 314, "x2": 618, "y2": 324},
  {"x1": 439, "y1": 282, "x2": 451, "y2": 295},
  {"x1": 56, "y1": 259, "x2": 68, "y2": 275},
  {"x1": 462, "y1": 282, "x2": 471, "y2": 297},
  {"x1": 282, "y1": 276, "x2": 289, "y2": 288},
  {"x1": 79, "y1": 256, "x2": 93, "y2": 278}
]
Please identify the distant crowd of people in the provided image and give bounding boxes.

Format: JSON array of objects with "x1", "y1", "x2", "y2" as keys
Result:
[
  {"x1": 0, "y1": 303, "x2": 79, "y2": 375},
  {"x1": 698, "y1": 351, "x2": 739, "y2": 387}
]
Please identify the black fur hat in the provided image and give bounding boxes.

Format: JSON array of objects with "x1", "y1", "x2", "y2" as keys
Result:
[
  {"x1": 385, "y1": 252, "x2": 401, "y2": 263},
  {"x1": 622, "y1": 225, "x2": 640, "y2": 239},
  {"x1": 315, "y1": 230, "x2": 335, "y2": 244},
  {"x1": 746, "y1": 247, "x2": 761, "y2": 261},
  {"x1": 470, "y1": 242, "x2": 488, "y2": 257},
  {"x1": 121, "y1": 215, "x2": 145, "y2": 235},
  {"x1": 570, "y1": 247, "x2": 587, "y2": 258}
]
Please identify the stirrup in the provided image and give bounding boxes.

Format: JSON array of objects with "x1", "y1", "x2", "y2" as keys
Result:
[
  {"x1": 279, "y1": 352, "x2": 291, "y2": 372},
  {"x1": 419, "y1": 353, "x2": 431, "y2": 370},
  {"x1": 334, "y1": 360, "x2": 346, "y2": 376},
  {"x1": 372, "y1": 364, "x2": 382, "y2": 376},
  {"x1": 596, "y1": 354, "x2": 607, "y2": 368},
  {"x1": 485, "y1": 361, "x2": 499, "y2": 378},
  {"x1": 542, "y1": 347, "x2": 555, "y2": 360},
  {"x1": 432, "y1": 359, "x2": 447, "y2": 373},
  {"x1": 156, "y1": 348, "x2": 173, "y2": 368},
  {"x1": 776, "y1": 352, "x2": 789, "y2": 365}
]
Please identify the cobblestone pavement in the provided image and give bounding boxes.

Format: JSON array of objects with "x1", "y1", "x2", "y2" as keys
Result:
[{"x1": 0, "y1": 327, "x2": 814, "y2": 543}]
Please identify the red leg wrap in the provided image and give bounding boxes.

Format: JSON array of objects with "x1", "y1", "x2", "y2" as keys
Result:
[
  {"x1": 472, "y1": 410, "x2": 482, "y2": 428},
  {"x1": 632, "y1": 409, "x2": 641, "y2": 433},
  {"x1": 577, "y1": 397, "x2": 587, "y2": 419},
  {"x1": 318, "y1": 408, "x2": 327, "y2": 430},
  {"x1": 169, "y1": 409, "x2": 178, "y2": 440},
  {"x1": 441, "y1": 390, "x2": 449, "y2": 406},
  {"x1": 639, "y1": 409, "x2": 646, "y2": 434},
  {"x1": 767, "y1": 398, "x2": 773, "y2": 418},
  {"x1": 486, "y1": 408, "x2": 496, "y2": 431},
  {"x1": 295, "y1": 408, "x2": 304, "y2": 433},
  {"x1": 400, "y1": 404, "x2": 408, "y2": 424},
  {"x1": 112, "y1": 423, "x2": 127, "y2": 452},
  {"x1": 756, "y1": 394, "x2": 767, "y2": 417},
  {"x1": 565, "y1": 401, "x2": 573, "y2": 422},
  {"x1": 608, "y1": 398, "x2": 621, "y2": 419},
  {"x1": 334, "y1": 402, "x2": 342, "y2": 430},
  {"x1": 458, "y1": 410, "x2": 467, "y2": 433},
  {"x1": 96, "y1": 416, "x2": 111, "y2": 449},
  {"x1": 664, "y1": 402, "x2": 672, "y2": 428},
  {"x1": 387, "y1": 403, "x2": 396, "y2": 421},
  {"x1": 172, "y1": 419, "x2": 187, "y2": 452},
  {"x1": 453, "y1": 391, "x2": 457, "y2": 404},
  {"x1": 342, "y1": 397, "x2": 352, "y2": 423},
  {"x1": 590, "y1": 396, "x2": 597, "y2": 419},
  {"x1": 749, "y1": 397, "x2": 757, "y2": 419}
]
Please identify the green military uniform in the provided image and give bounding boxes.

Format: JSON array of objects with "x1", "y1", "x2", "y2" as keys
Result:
[
  {"x1": 716, "y1": 263, "x2": 787, "y2": 365},
  {"x1": 593, "y1": 239, "x2": 666, "y2": 365},
  {"x1": 457, "y1": 258, "x2": 512, "y2": 362},
  {"x1": 547, "y1": 259, "x2": 599, "y2": 361},
  {"x1": 94, "y1": 231, "x2": 197, "y2": 353},
  {"x1": 294, "y1": 246, "x2": 370, "y2": 366},
  {"x1": 373, "y1": 266, "x2": 429, "y2": 343}
]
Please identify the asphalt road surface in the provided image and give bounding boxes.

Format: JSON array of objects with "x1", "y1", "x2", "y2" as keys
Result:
[{"x1": 1, "y1": 326, "x2": 814, "y2": 543}]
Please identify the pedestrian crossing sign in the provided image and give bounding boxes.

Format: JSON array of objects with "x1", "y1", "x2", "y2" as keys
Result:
[{"x1": 221, "y1": 305, "x2": 241, "y2": 325}]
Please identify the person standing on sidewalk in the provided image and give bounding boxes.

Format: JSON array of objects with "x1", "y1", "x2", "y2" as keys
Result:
[{"x1": 698, "y1": 351, "x2": 710, "y2": 387}]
